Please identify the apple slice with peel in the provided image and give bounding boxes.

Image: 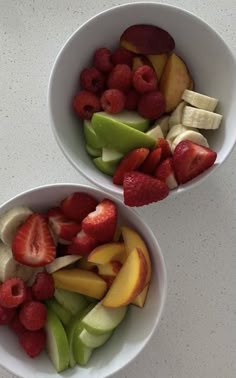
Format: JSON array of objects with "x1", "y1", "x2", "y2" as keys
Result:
[
  {"x1": 95, "y1": 111, "x2": 150, "y2": 132},
  {"x1": 46, "y1": 298, "x2": 72, "y2": 326},
  {"x1": 81, "y1": 300, "x2": 128, "y2": 335},
  {"x1": 86, "y1": 144, "x2": 102, "y2": 157},
  {"x1": 54, "y1": 288, "x2": 88, "y2": 315},
  {"x1": 93, "y1": 157, "x2": 118, "y2": 176},
  {"x1": 102, "y1": 148, "x2": 123, "y2": 164},
  {"x1": 45, "y1": 308, "x2": 70, "y2": 372},
  {"x1": 45, "y1": 255, "x2": 81, "y2": 274},
  {"x1": 87, "y1": 242, "x2": 126, "y2": 264},
  {"x1": 79, "y1": 328, "x2": 113, "y2": 349},
  {"x1": 83, "y1": 120, "x2": 104, "y2": 149}
]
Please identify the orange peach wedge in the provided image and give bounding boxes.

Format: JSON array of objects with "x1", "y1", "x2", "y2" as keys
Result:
[
  {"x1": 87, "y1": 242, "x2": 127, "y2": 264},
  {"x1": 147, "y1": 53, "x2": 168, "y2": 80},
  {"x1": 97, "y1": 261, "x2": 122, "y2": 277}
]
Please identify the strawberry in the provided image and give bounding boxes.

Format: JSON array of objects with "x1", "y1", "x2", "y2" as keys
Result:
[
  {"x1": 140, "y1": 147, "x2": 162, "y2": 174},
  {"x1": 154, "y1": 158, "x2": 178, "y2": 189},
  {"x1": 173, "y1": 140, "x2": 217, "y2": 184},
  {"x1": 60, "y1": 192, "x2": 98, "y2": 222},
  {"x1": 82, "y1": 199, "x2": 117, "y2": 242},
  {"x1": 68, "y1": 229, "x2": 99, "y2": 256},
  {"x1": 156, "y1": 138, "x2": 172, "y2": 160},
  {"x1": 12, "y1": 213, "x2": 56, "y2": 267},
  {"x1": 47, "y1": 207, "x2": 81, "y2": 244},
  {"x1": 113, "y1": 148, "x2": 149, "y2": 185},
  {"x1": 123, "y1": 171, "x2": 169, "y2": 207}
]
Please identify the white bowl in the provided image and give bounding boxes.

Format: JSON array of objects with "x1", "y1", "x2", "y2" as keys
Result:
[
  {"x1": 48, "y1": 2, "x2": 236, "y2": 198},
  {"x1": 0, "y1": 183, "x2": 167, "y2": 378}
]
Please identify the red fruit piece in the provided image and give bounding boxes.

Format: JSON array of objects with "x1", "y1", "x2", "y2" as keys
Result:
[
  {"x1": 123, "y1": 171, "x2": 169, "y2": 207},
  {"x1": 82, "y1": 199, "x2": 117, "y2": 243},
  {"x1": 113, "y1": 148, "x2": 149, "y2": 185},
  {"x1": 107, "y1": 64, "x2": 132, "y2": 92},
  {"x1": 0, "y1": 277, "x2": 26, "y2": 308},
  {"x1": 80, "y1": 67, "x2": 105, "y2": 94},
  {"x1": 125, "y1": 89, "x2": 139, "y2": 110},
  {"x1": 140, "y1": 147, "x2": 162, "y2": 175},
  {"x1": 12, "y1": 213, "x2": 56, "y2": 267},
  {"x1": 111, "y1": 47, "x2": 134, "y2": 67},
  {"x1": 156, "y1": 138, "x2": 172, "y2": 160},
  {"x1": 47, "y1": 207, "x2": 81, "y2": 244},
  {"x1": 19, "y1": 329, "x2": 46, "y2": 358},
  {"x1": 0, "y1": 305, "x2": 16, "y2": 325},
  {"x1": 19, "y1": 301, "x2": 47, "y2": 331},
  {"x1": 133, "y1": 65, "x2": 158, "y2": 94},
  {"x1": 67, "y1": 229, "x2": 99, "y2": 256},
  {"x1": 173, "y1": 140, "x2": 217, "y2": 184},
  {"x1": 94, "y1": 47, "x2": 113, "y2": 73},
  {"x1": 100, "y1": 89, "x2": 125, "y2": 114},
  {"x1": 9, "y1": 312, "x2": 27, "y2": 336},
  {"x1": 56, "y1": 243, "x2": 70, "y2": 257},
  {"x1": 61, "y1": 192, "x2": 98, "y2": 223},
  {"x1": 31, "y1": 272, "x2": 55, "y2": 301},
  {"x1": 138, "y1": 90, "x2": 165, "y2": 119},
  {"x1": 72, "y1": 90, "x2": 101, "y2": 120},
  {"x1": 24, "y1": 287, "x2": 33, "y2": 303},
  {"x1": 155, "y1": 157, "x2": 178, "y2": 189}
]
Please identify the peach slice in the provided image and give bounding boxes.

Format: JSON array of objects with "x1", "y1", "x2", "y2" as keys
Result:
[
  {"x1": 77, "y1": 257, "x2": 97, "y2": 271},
  {"x1": 102, "y1": 248, "x2": 147, "y2": 308},
  {"x1": 87, "y1": 242, "x2": 127, "y2": 264},
  {"x1": 132, "y1": 55, "x2": 151, "y2": 71},
  {"x1": 97, "y1": 261, "x2": 122, "y2": 277},
  {"x1": 120, "y1": 24, "x2": 175, "y2": 55},
  {"x1": 147, "y1": 53, "x2": 168, "y2": 80},
  {"x1": 131, "y1": 284, "x2": 149, "y2": 308}
]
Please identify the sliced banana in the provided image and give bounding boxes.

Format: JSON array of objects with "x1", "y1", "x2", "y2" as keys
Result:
[
  {"x1": 153, "y1": 115, "x2": 170, "y2": 137},
  {"x1": 182, "y1": 106, "x2": 223, "y2": 130},
  {"x1": 0, "y1": 206, "x2": 33, "y2": 246},
  {"x1": 182, "y1": 89, "x2": 218, "y2": 112},
  {"x1": 146, "y1": 124, "x2": 164, "y2": 139},
  {"x1": 166, "y1": 124, "x2": 188, "y2": 143},
  {"x1": 168, "y1": 101, "x2": 186, "y2": 127},
  {"x1": 45, "y1": 255, "x2": 82, "y2": 274},
  {"x1": 171, "y1": 130, "x2": 209, "y2": 151}
]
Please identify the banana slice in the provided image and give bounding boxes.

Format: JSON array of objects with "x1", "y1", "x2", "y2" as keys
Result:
[
  {"x1": 171, "y1": 130, "x2": 209, "y2": 151},
  {"x1": 154, "y1": 115, "x2": 170, "y2": 137},
  {"x1": 0, "y1": 206, "x2": 33, "y2": 246},
  {"x1": 169, "y1": 101, "x2": 186, "y2": 127},
  {"x1": 182, "y1": 106, "x2": 222, "y2": 130},
  {"x1": 146, "y1": 124, "x2": 164, "y2": 139},
  {"x1": 45, "y1": 255, "x2": 82, "y2": 274},
  {"x1": 166, "y1": 124, "x2": 188, "y2": 143},
  {"x1": 182, "y1": 89, "x2": 218, "y2": 112}
]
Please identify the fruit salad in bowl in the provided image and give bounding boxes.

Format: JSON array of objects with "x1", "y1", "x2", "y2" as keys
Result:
[{"x1": 0, "y1": 183, "x2": 167, "y2": 378}]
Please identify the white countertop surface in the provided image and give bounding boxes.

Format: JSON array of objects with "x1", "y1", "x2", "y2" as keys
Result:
[{"x1": 0, "y1": 1, "x2": 236, "y2": 377}]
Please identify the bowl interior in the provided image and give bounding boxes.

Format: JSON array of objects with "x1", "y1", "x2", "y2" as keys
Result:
[{"x1": 0, "y1": 184, "x2": 167, "y2": 378}]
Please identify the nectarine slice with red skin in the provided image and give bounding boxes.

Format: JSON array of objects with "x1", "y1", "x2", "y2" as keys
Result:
[
  {"x1": 132, "y1": 55, "x2": 151, "y2": 71},
  {"x1": 132, "y1": 284, "x2": 150, "y2": 308},
  {"x1": 147, "y1": 53, "x2": 168, "y2": 80},
  {"x1": 97, "y1": 261, "x2": 122, "y2": 277},
  {"x1": 87, "y1": 242, "x2": 127, "y2": 264}
]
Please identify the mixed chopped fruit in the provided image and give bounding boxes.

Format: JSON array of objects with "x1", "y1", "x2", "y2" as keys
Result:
[
  {"x1": 0, "y1": 192, "x2": 152, "y2": 372},
  {"x1": 72, "y1": 24, "x2": 223, "y2": 207}
]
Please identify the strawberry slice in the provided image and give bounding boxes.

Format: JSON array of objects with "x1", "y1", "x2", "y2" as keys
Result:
[
  {"x1": 82, "y1": 199, "x2": 117, "y2": 242},
  {"x1": 12, "y1": 213, "x2": 56, "y2": 267},
  {"x1": 60, "y1": 192, "x2": 98, "y2": 222},
  {"x1": 155, "y1": 158, "x2": 178, "y2": 189},
  {"x1": 67, "y1": 230, "x2": 99, "y2": 256},
  {"x1": 156, "y1": 138, "x2": 172, "y2": 160},
  {"x1": 123, "y1": 171, "x2": 169, "y2": 207},
  {"x1": 140, "y1": 147, "x2": 162, "y2": 174},
  {"x1": 47, "y1": 207, "x2": 81, "y2": 244},
  {"x1": 173, "y1": 140, "x2": 217, "y2": 184},
  {"x1": 113, "y1": 148, "x2": 149, "y2": 185}
]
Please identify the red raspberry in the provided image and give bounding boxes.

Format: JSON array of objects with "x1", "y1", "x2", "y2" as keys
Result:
[
  {"x1": 0, "y1": 277, "x2": 26, "y2": 308},
  {"x1": 0, "y1": 305, "x2": 16, "y2": 325},
  {"x1": 24, "y1": 287, "x2": 33, "y2": 303},
  {"x1": 101, "y1": 89, "x2": 125, "y2": 114},
  {"x1": 19, "y1": 329, "x2": 46, "y2": 358},
  {"x1": 94, "y1": 47, "x2": 113, "y2": 73},
  {"x1": 80, "y1": 67, "x2": 105, "y2": 94},
  {"x1": 133, "y1": 65, "x2": 158, "y2": 94},
  {"x1": 138, "y1": 91, "x2": 165, "y2": 119},
  {"x1": 73, "y1": 90, "x2": 101, "y2": 120},
  {"x1": 125, "y1": 89, "x2": 139, "y2": 110},
  {"x1": 32, "y1": 272, "x2": 54, "y2": 301},
  {"x1": 107, "y1": 64, "x2": 132, "y2": 92},
  {"x1": 9, "y1": 312, "x2": 27, "y2": 336},
  {"x1": 111, "y1": 47, "x2": 134, "y2": 67},
  {"x1": 19, "y1": 301, "x2": 47, "y2": 331}
]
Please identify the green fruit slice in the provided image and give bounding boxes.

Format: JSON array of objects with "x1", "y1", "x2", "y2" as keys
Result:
[
  {"x1": 83, "y1": 120, "x2": 104, "y2": 149},
  {"x1": 54, "y1": 288, "x2": 88, "y2": 316},
  {"x1": 93, "y1": 157, "x2": 118, "y2": 176},
  {"x1": 79, "y1": 328, "x2": 113, "y2": 348},
  {"x1": 102, "y1": 148, "x2": 123, "y2": 163},
  {"x1": 86, "y1": 144, "x2": 102, "y2": 157},
  {"x1": 46, "y1": 298, "x2": 72, "y2": 326},
  {"x1": 95, "y1": 111, "x2": 150, "y2": 131},
  {"x1": 73, "y1": 326, "x2": 93, "y2": 366}
]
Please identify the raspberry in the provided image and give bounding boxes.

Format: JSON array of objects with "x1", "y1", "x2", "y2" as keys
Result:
[
  {"x1": 133, "y1": 65, "x2": 158, "y2": 94},
  {"x1": 107, "y1": 64, "x2": 132, "y2": 92},
  {"x1": 19, "y1": 301, "x2": 47, "y2": 331},
  {"x1": 0, "y1": 305, "x2": 16, "y2": 325},
  {"x1": 80, "y1": 67, "x2": 105, "y2": 94},
  {"x1": 32, "y1": 272, "x2": 54, "y2": 301},
  {"x1": 0, "y1": 277, "x2": 26, "y2": 308},
  {"x1": 24, "y1": 287, "x2": 33, "y2": 303},
  {"x1": 100, "y1": 89, "x2": 125, "y2": 114},
  {"x1": 94, "y1": 47, "x2": 113, "y2": 73},
  {"x1": 125, "y1": 89, "x2": 139, "y2": 110},
  {"x1": 138, "y1": 91, "x2": 165, "y2": 119},
  {"x1": 73, "y1": 90, "x2": 101, "y2": 120},
  {"x1": 19, "y1": 329, "x2": 46, "y2": 358},
  {"x1": 111, "y1": 47, "x2": 134, "y2": 67},
  {"x1": 9, "y1": 312, "x2": 27, "y2": 336}
]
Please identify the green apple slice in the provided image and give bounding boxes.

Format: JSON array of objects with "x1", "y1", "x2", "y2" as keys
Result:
[
  {"x1": 54, "y1": 288, "x2": 88, "y2": 316},
  {"x1": 73, "y1": 326, "x2": 93, "y2": 366},
  {"x1": 102, "y1": 148, "x2": 123, "y2": 163},
  {"x1": 95, "y1": 111, "x2": 150, "y2": 131},
  {"x1": 45, "y1": 308, "x2": 70, "y2": 372},
  {"x1": 146, "y1": 124, "x2": 164, "y2": 139},
  {"x1": 92, "y1": 113, "x2": 156, "y2": 154},
  {"x1": 86, "y1": 144, "x2": 102, "y2": 157},
  {"x1": 93, "y1": 157, "x2": 118, "y2": 176},
  {"x1": 81, "y1": 301, "x2": 128, "y2": 335},
  {"x1": 46, "y1": 298, "x2": 72, "y2": 326},
  {"x1": 83, "y1": 120, "x2": 104, "y2": 149},
  {"x1": 79, "y1": 328, "x2": 113, "y2": 349}
]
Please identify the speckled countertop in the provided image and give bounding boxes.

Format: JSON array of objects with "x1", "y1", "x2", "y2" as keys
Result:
[{"x1": 0, "y1": 1, "x2": 236, "y2": 377}]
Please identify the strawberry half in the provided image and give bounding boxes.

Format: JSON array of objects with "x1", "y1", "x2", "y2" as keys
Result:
[
  {"x1": 47, "y1": 207, "x2": 81, "y2": 244},
  {"x1": 156, "y1": 138, "x2": 172, "y2": 160},
  {"x1": 68, "y1": 230, "x2": 99, "y2": 256},
  {"x1": 140, "y1": 147, "x2": 162, "y2": 174},
  {"x1": 173, "y1": 140, "x2": 217, "y2": 184},
  {"x1": 123, "y1": 171, "x2": 169, "y2": 207},
  {"x1": 12, "y1": 213, "x2": 56, "y2": 267},
  {"x1": 155, "y1": 158, "x2": 178, "y2": 189},
  {"x1": 82, "y1": 199, "x2": 117, "y2": 242},
  {"x1": 61, "y1": 192, "x2": 98, "y2": 222},
  {"x1": 113, "y1": 148, "x2": 149, "y2": 185}
]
